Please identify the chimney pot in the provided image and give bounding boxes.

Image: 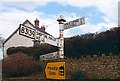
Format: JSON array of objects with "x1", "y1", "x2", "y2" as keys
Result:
[{"x1": 40, "y1": 25, "x2": 46, "y2": 32}]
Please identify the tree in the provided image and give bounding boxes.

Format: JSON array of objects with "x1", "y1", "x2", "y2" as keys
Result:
[{"x1": 0, "y1": 34, "x2": 5, "y2": 48}]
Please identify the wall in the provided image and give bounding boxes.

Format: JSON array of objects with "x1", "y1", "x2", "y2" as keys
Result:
[
  {"x1": 65, "y1": 54, "x2": 119, "y2": 79},
  {"x1": 38, "y1": 54, "x2": 120, "y2": 79}
]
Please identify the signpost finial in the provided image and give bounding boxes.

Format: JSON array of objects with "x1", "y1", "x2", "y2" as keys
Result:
[{"x1": 57, "y1": 15, "x2": 66, "y2": 24}]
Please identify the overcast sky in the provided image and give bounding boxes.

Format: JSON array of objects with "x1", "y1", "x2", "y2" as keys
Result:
[{"x1": 0, "y1": 0, "x2": 119, "y2": 59}]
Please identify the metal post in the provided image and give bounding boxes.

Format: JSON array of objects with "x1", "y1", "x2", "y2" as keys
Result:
[{"x1": 57, "y1": 15, "x2": 66, "y2": 59}]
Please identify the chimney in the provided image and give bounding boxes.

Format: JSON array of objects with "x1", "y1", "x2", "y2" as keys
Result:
[
  {"x1": 34, "y1": 18, "x2": 39, "y2": 27},
  {"x1": 40, "y1": 25, "x2": 46, "y2": 32}
]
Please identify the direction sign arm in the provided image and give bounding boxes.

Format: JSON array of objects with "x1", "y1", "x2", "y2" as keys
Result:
[{"x1": 63, "y1": 17, "x2": 85, "y2": 30}]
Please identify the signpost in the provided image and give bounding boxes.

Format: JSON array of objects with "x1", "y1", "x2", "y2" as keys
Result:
[
  {"x1": 57, "y1": 15, "x2": 85, "y2": 59},
  {"x1": 19, "y1": 24, "x2": 59, "y2": 47},
  {"x1": 19, "y1": 16, "x2": 85, "y2": 59},
  {"x1": 45, "y1": 62, "x2": 65, "y2": 80}
]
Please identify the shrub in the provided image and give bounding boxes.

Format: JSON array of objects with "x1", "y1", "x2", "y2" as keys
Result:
[
  {"x1": 2, "y1": 53, "x2": 36, "y2": 77},
  {"x1": 7, "y1": 47, "x2": 28, "y2": 55},
  {"x1": 71, "y1": 71, "x2": 86, "y2": 79}
]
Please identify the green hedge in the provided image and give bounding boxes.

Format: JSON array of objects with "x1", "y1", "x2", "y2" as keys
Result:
[{"x1": 7, "y1": 43, "x2": 59, "y2": 60}]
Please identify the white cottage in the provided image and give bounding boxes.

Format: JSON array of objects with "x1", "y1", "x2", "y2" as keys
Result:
[{"x1": 3, "y1": 18, "x2": 56, "y2": 58}]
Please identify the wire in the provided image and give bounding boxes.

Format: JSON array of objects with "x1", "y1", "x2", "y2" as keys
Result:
[{"x1": 0, "y1": 19, "x2": 22, "y2": 22}]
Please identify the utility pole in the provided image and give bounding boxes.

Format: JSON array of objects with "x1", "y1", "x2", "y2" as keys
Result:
[{"x1": 57, "y1": 15, "x2": 66, "y2": 59}]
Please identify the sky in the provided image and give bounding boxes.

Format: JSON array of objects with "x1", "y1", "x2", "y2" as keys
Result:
[{"x1": 0, "y1": 0, "x2": 119, "y2": 59}]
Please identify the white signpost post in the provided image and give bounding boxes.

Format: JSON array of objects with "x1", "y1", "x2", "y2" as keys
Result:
[{"x1": 57, "y1": 15, "x2": 85, "y2": 59}]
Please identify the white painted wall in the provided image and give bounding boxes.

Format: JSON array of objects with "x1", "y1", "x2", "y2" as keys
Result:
[{"x1": 3, "y1": 30, "x2": 34, "y2": 57}]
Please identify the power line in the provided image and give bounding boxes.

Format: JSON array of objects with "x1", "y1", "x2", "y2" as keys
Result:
[{"x1": 0, "y1": 19, "x2": 22, "y2": 22}]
